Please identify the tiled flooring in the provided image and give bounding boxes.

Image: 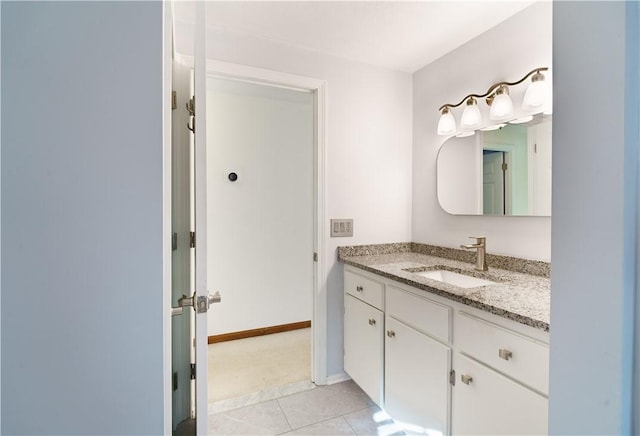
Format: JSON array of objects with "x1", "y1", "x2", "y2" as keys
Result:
[{"x1": 207, "y1": 380, "x2": 406, "y2": 436}]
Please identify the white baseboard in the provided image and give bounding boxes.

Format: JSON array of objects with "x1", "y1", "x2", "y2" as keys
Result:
[{"x1": 326, "y1": 372, "x2": 351, "y2": 385}]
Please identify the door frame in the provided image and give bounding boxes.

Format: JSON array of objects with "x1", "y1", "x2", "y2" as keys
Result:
[
  {"x1": 163, "y1": 50, "x2": 329, "y2": 431},
  {"x1": 202, "y1": 58, "x2": 328, "y2": 387}
]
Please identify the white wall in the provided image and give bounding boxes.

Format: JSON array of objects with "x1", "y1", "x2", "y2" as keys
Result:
[
  {"x1": 206, "y1": 78, "x2": 314, "y2": 335},
  {"x1": 412, "y1": 3, "x2": 552, "y2": 261},
  {"x1": 550, "y1": 2, "x2": 639, "y2": 433},
  {"x1": 1, "y1": 2, "x2": 165, "y2": 433},
  {"x1": 195, "y1": 27, "x2": 413, "y2": 377}
]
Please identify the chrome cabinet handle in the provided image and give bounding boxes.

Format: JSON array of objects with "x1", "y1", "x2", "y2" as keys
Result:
[
  {"x1": 368, "y1": 318, "x2": 376, "y2": 326},
  {"x1": 356, "y1": 286, "x2": 364, "y2": 292},
  {"x1": 498, "y1": 348, "x2": 513, "y2": 360},
  {"x1": 461, "y1": 374, "x2": 473, "y2": 385},
  {"x1": 386, "y1": 330, "x2": 395, "y2": 338}
]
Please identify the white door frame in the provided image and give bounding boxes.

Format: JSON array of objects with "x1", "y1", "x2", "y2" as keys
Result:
[
  {"x1": 163, "y1": 51, "x2": 329, "y2": 431},
  {"x1": 203, "y1": 58, "x2": 328, "y2": 387}
]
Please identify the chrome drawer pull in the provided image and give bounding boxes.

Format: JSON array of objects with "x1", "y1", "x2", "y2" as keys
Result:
[
  {"x1": 368, "y1": 318, "x2": 376, "y2": 326},
  {"x1": 498, "y1": 348, "x2": 513, "y2": 360},
  {"x1": 461, "y1": 374, "x2": 473, "y2": 385},
  {"x1": 386, "y1": 330, "x2": 395, "y2": 338},
  {"x1": 356, "y1": 286, "x2": 364, "y2": 292}
]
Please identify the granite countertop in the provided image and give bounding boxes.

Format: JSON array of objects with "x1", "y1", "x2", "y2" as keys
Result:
[{"x1": 338, "y1": 244, "x2": 550, "y2": 332}]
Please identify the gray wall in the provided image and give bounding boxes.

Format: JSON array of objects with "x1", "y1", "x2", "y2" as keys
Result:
[
  {"x1": 550, "y1": 2, "x2": 639, "y2": 434},
  {"x1": 1, "y1": 2, "x2": 165, "y2": 434}
]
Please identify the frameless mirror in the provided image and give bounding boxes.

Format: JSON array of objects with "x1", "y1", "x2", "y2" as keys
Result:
[{"x1": 437, "y1": 114, "x2": 551, "y2": 216}]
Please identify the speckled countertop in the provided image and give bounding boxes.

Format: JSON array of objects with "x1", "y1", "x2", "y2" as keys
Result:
[{"x1": 338, "y1": 244, "x2": 550, "y2": 332}]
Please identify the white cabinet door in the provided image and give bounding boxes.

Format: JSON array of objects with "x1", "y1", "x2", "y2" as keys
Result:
[
  {"x1": 385, "y1": 316, "x2": 451, "y2": 434},
  {"x1": 344, "y1": 294, "x2": 384, "y2": 405},
  {"x1": 452, "y1": 354, "x2": 548, "y2": 435}
]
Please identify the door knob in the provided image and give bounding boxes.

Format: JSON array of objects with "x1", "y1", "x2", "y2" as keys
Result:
[
  {"x1": 461, "y1": 374, "x2": 473, "y2": 385},
  {"x1": 171, "y1": 291, "x2": 221, "y2": 316}
]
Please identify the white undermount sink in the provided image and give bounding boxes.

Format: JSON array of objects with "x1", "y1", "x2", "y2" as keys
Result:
[{"x1": 416, "y1": 270, "x2": 496, "y2": 288}]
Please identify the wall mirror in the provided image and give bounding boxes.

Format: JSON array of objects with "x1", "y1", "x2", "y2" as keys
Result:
[{"x1": 437, "y1": 114, "x2": 551, "y2": 216}]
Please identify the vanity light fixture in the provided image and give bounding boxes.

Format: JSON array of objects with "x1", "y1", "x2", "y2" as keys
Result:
[{"x1": 437, "y1": 67, "x2": 549, "y2": 136}]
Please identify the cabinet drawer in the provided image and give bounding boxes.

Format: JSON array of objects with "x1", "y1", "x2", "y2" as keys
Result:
[
  {"x1": 344, "y1": 269, "x2": 384, "y2": 309},
  {"x1": 386, "y1": 286, "x2": 450, "y2": 343},
  {"x1": 455, "y1": 312, "x2": 549, "y2": 395}
]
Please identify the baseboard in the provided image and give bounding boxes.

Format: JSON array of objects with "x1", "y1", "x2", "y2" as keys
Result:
[
  {"x1": 326, "y1": 372, "x2": 351, "y2": 385},
  {"x1": 208, "y1": 320, "x2": 311, "y2": 344}
]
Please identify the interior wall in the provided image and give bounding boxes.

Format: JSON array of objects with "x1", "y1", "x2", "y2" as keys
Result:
[
  {"x1": 550, "y1": 2, "x2": 639, "y2": 433},
  {"x1": 206, "y1": 78, "x2": 314, "y2": 335},
  {"x1": 185, "y1": 27, "x2": 413, "y2": 377},
  {"x1": 412, "y1": 2, "x2": 552, "y2": 261},
  {"x1": 1, "y1": 2, "x2": 165, "y2": 433}
]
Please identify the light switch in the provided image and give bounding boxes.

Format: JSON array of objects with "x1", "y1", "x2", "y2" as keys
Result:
[{"x1": 330, "y1": 219, "x2": 353, "y2": 237}]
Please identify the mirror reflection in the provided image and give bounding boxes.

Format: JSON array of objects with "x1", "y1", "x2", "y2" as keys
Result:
[{"x1": 437, "y1": 114, "x2": 551, "y2": 216}]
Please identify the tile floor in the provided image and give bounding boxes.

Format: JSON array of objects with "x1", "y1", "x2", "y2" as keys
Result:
[{"x1": 207, "y1": 380, "x2": 407, "y2": 436}]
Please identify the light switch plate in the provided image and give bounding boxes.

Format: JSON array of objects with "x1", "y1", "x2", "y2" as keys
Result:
[{"x1": 330, "y1": 219, "x2": 353, "y2": 237}]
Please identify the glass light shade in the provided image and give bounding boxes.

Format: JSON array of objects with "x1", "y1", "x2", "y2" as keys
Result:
[
  {"x1": 489, "y1": 90, "x2": 514, "y2": 121},
  {"x1": 523, "y1": 79, "x2": 549, "y2": 112},
  {"x1": 460, "y1": 100, "x2": 482, "y2": 130},
  {"x1": 437, "y1": 109, "x2": 456, "y2": 135}
]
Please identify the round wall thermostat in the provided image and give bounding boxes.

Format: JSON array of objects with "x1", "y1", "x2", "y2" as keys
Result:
[{"x1": 228, "y1": 172, "x2": 238, "y2": 182}]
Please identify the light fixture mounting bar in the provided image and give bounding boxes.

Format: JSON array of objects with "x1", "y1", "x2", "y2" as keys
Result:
[{"x1": 438, "y1": 67, "x2": 549, "y2": 112}]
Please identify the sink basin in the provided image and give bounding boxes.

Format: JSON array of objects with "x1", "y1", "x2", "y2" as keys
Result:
[{"x1": 416, "y1": 270, "x2": 496, "y2": 288}]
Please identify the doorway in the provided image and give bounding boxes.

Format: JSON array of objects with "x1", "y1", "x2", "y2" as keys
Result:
[{"x1": 200, "y1": 61, "x2": 327, "y2": 411}]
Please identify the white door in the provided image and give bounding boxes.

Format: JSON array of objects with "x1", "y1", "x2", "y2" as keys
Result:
[
  {"x1": 170, "y1": 4, "x2": 216, "y2": 434},
  {"x1": 171, "y1": 56, "x2": 195, "y2": 431},
  {"x1": 192, "y1": 3, "x2": 214, "y2": 434},
  {"x1": 483, "y1": 150, "x2": 505, "y2": 215}
]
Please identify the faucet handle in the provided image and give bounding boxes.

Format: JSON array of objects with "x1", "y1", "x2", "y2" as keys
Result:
[{"x1": 469, "y1": 236, "x2": 486, "y2": 243}]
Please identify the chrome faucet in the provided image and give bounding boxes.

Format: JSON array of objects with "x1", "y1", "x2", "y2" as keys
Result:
[{"x1": 460, "y1": 236, "x2": 488, "y2": 271}]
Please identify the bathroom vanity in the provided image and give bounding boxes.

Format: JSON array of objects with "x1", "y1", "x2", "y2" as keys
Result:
[{"x1": 340, "y1": 243, "x2": 550, "y2": 435}]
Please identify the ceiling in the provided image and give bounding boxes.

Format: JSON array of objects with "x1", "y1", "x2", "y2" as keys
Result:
[{"x1": 174, "y1": 1, "x2": 535, "y2": 73}]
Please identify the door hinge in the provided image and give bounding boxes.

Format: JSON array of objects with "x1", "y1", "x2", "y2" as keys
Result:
[
  {"x1": 501, "y1": 162, "x2": 508, "y2": 171},
  {"x1": 187, "y1": 96, "x2": 195, "y2": 133},
  {"x1": 172, "y1": 232, "x2": 178, "y2": 251},
  {"x1": 534, "y1": 143, "x2": 538, "y2": 153},
  {"x1": 190, "y1": 231, "x2": 196, "y2": 248},
  {"x1": 313, "y1": 252, "x2": 318, "y2": 262},
  {"x1": 190, "y1": 363, "x2": 196, "y2": 380},
  {"x1": 449, "y1": 369, "x2": 456, "y2": 386},
  {"x1": 173, "y1": 371, "x2": 178, "y2": 391},
  {"x1": 172, "y1": 91, "x2": 177, "y2": 110}
]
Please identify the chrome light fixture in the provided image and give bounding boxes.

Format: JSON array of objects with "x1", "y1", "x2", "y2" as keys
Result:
[{"x1": 437, "y1": 67, "x2": 549, "y2": 136}]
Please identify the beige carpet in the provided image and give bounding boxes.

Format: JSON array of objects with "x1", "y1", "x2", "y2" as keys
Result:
[{"x1": 207, "y1": 328, "x2": 311, "y2": 404}]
